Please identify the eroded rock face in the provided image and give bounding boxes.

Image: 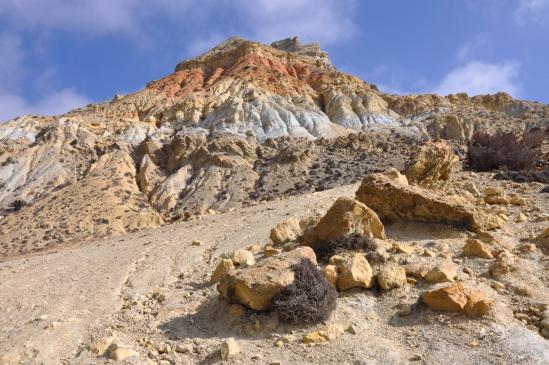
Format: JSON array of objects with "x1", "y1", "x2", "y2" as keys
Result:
[
  {"x1": 404, "y1": 139, "x2": 460, "y2": 187},
  {"x1": 217, "y1": 246, "x2": 316, "y2": 310},
  {"x1": 355, "y1": 172, "x2": 503, "y2": 232},
  {"x1": 305, "y1": 197, "x2": 385, "y2": 244}
]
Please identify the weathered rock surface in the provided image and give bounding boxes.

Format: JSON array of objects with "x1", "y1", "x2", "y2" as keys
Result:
[
  {"x1": 329, "y1": 252, "x2": 374, "y2": 291},
  {"x1": 377, "y1": 264, "x2": 407, "y2": 290},
  {"x1": 422, "y1": 283, "x2": 494, "y2": 317},
  {"x1": 404, "y1": 139, "x2": 460, "y2": 187},
  {"x1": 217, "y1": 246, "x2": 316, "y2": 310},
  {"x1": 270, "y1": 217, "x2": 302, "y2": 245},
  {"x1": 355, "y1": 171, "x2": 504, "y2": 232},
  {"x1": 305, "y1": 197, "x2": 385, "y2": 244}
]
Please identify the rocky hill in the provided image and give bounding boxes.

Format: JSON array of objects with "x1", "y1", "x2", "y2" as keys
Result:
[
  {"x1": 0, "y1": 36, "x2": 549, "y2": 365},
  {"x1": 1, "y1": 36, "x2": 547, "y2": 259}
]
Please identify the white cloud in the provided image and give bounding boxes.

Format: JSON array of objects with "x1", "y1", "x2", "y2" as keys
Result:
[
  {"x1": 434, "y1": 60, "x2": 520, "y2": 97},
  {"x1": 232, "y1": 0, "x2": 358, "y2": 45},
  {"x1": 0, "y1": 32, "x2": 90, "y2": 122},
  {"x1": 515, "y1": 0, "x2": 549, "y2": 26}
]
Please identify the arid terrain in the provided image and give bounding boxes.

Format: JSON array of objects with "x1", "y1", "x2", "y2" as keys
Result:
[{"x1": 0, "y1": 37, "x2": 548, "y2": 365}]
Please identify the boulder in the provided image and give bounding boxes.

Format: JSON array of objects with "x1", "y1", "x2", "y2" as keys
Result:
[
  {"x1": 305, "y1": 197, "x2": 385, "y2": 244},
  {"x1": 355, "y1": 172, "x2": 504, "y2": 232},
  {"x1": 270, "y1": 217, "x2": 302, "y2": 245},
  {"x1": 217, "y1": 247, "x2": 316, "y2": 310},
  {"x1": 377, "y1": 264, "x2": 407, "y2": 290},
  {"x1": 329, "y1": 252, "x2": 374, "y2": 291},
  {"x1": 404, "y1": 140, "x2": 460, "y2": 187},
  {"x1": 422, "y1": 283, "x2": 494, "y2": 317},
  {"x1": 462, "y1": 239, "x2": 493, "y2": 259}
]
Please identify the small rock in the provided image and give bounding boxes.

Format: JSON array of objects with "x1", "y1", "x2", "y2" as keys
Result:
[
  {"x1": 220, "y1": 338, "x2": 240, "y2": 360},
  {"x1": 263, "y1": 245, "x2": 283, "y2": 257},
  {"x1": 422, "y1": 283, "x2": 493, "y2": 316},
  {"x1": 377, "y1": 264, "x2": 407, "y2": 290},
  {"x1": 191, "y1": 240, "x2": 202, "y2": 246},
  {"x1": 462, "y1": 239, "x2": 493, "y2": 259},
  {"x1": 246, "y1": 243, "x2": 261, "y2": 253},
  {"x1": 303, "y1": 325, "x2": 343, "y2": 344},
  {"x1": 516, "y1": 213, "x2": 528, "y2": 223},
  {"x1": 426, "y1": 262, "x2": 458, "y2": 283},
  {"x1": 329, "y1": 252, "x2": 374, "y2": 291},
  {"x1": 231, "y1": 249, "x2": 255, "y2": 267},
  {"x1": 156, "y1": 342, "x2": 171, "y2": 354},
  {"x1": 270, "y1": 217, "x2": 302, "y2": 245},
  {"x1": 393, "y1": 242, "x2": 415, "y2": 255},
  {"x1": 89, "y1": 334, "x2": 117, "y2": 355},
  {"x1": 108, "y1": 343, "x2": 139, "y2": 361},
  {"x1": 210, "y1": 259, "x2": 235, "y2": 284},
  {"x1": 175, "y1": 343, "x2": 193, "y2": 354}
]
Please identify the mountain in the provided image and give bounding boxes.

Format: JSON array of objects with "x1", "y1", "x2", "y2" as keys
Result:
[{"x1": 0, "y1": 36, "x2": 547, "y2": 258}]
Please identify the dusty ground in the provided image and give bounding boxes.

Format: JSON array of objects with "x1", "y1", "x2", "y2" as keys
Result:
[{"x1": 1, "y1": 172, "x2": 548, "y2": 365}]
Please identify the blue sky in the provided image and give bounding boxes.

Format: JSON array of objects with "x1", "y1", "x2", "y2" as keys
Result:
[{"x1": 1, "y1": 0, "x2": 548, "y2": 122}]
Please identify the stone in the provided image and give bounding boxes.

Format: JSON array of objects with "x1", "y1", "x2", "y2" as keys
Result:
[
  {"x1": 463, "y1": 181, "x2": 480, "y2": 197},
  {"x1": 175, "y1": 343, "x2": 193, "y2": 354},
  {"x1": 535, "y1": 227, "x2": 549, "y2": 246},
  {"x1": 323, "y1": 265, "x2": 338, "y2": 285},
  {"x1": 302, "y1": 325, "x2": 343, "y2": 344},
  {"x1": 217, "y1": 247, "x2": 317, "y2": 310},
  {"x1": 403, "y1": 263, "x2": 429, "y2": 279},
  {"x1": 305, "y1": 197, "x2": 385, "y2": 245},
  {"x1": 246, "y1": 243, "x2": 261, "y2": 253},
  {"x1": 264, "y1": 245, "x2": 283, "y2": 257},
  {"x1": 510, "y1": 195, "x2": 527, "y2": 206},
  {"x1": 426, "y1": 262, "x2": 458, "y2": 283},
  {"x1": 355, "y1": 172, "x2": 503, "y2": 232},
  {"x1": 383, "y1": 168, "x2": 409, "y2": 185},
  {"x1": 270, "y1": 217, "x2": 302, "y2": 245},
  {"x1": 156, "y1": 343, "x2": 171, "y2": 354},
  {"x1": 89, "y1": 334, "x2": 117, "y2": 355},
  {"x1": 191, "y1": 240, "x2": 202, "y2": 246},
  {"x1": 231, "y1": 249, "x2": 256, "y2": 267},
  {"x1": 393, "y1": 242, "x2": 415, "y2": 255},
  {"x1": 422, "y1": 283, "x2": 493, "y2": 316},
  {"x1": 220, "y1": 338, "x2": 240, "y2": 360},
  {"x1": 516, "y1": 213, "x2": 527, "y2": 223},
  {"x1": 108, "y1": 343, "x2": 139, "y2": 361},
  {"x1": 462, "y1": 239, "x2": 493, "y2": 259},
  {"x1": 404, "y1": 139, "x2": 460, "y2": 187},
  {"x1": 377, "y1": 264, "x2": 407, "y2": 290},
  {"x1": 490, "y1": 251, "x2": 515, "y2": 279},
  {"x1": 211, "y1": 259, "x2": 235, "y2": 284},
  {"x1": 329, "y1": 252, "x2": 374, "y2": 291}
]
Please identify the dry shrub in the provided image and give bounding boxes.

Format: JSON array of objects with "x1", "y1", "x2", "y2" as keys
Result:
[
  {"x1": 467, "y1": 131, "x2": 542, "y2": 171},
  {"x1": 308, "y1": 233, "x2": 377, "y2": 262},
  {"x1": 272, "y1": 258, "x2": 337, "y2": 324}
]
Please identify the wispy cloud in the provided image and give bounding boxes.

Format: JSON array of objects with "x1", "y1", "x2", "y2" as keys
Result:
[
  {"x1": 0, "y1": 32, "x2": 90, "y2": 122},
  {"x1": 232, "y1": 0, "x2": 358, "y2": 45},
  {"x1": 434, "y1": 60, "x2": 520, "y2": 97},
  {"x1": 514, "y1": 0, "x2": 549, "y2": 26}
]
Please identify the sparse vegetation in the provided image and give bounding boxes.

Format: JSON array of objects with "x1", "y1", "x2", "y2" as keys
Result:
[
  {"x1": 308, "y1": 233, "x2": 377, "y2": 262},
  {"x1": 467, "y1": 131, "x2": 543, "y2": 172},
  {"x1": 272, "y1": 258, "x2": 337, "y2": 324}
]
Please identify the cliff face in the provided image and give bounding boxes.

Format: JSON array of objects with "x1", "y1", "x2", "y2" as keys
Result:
[{"x1": 0, "y1": 36, "x2": 547, "y2": 258}]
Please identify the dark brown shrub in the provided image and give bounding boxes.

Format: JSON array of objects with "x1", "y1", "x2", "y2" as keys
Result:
[
  {"x1": 467, "y1": 131, "x2": 542, "y2": 171},
  {"x1": 272, "y1": 258, "x2": 337, "y2": 324},
  {"x1": 308, "y1": 233, "x2": 377, "y2": 262}
]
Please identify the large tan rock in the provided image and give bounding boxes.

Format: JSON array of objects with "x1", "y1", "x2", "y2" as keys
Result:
[
  {"x1": 210, "y1": 259, "x2": 235, "y2": 284},
  {"x1": 425, "y1": 262, "x2": 458, "y2": 283},
  {"x1": 217, "y1": 246, "x2": 316, "y2": 310},
  {"x1": 422, "y1": 283, "x2": 494, "y2": 317},
  {"x1": 305, "y1": 197, "x2": 385, "y2": 244},
  {"x1": 329, "y1": 252, "x2": 374, "y2": 291},
  {"x1": 355, "y1": 172, "x2": 504, "y2": 232},
  {"x1": 270, "y1": 217, "x2": 302, "y2": 245},
  {"x1": 404, "y1": 140, "x2": 460, "y2": 187}
]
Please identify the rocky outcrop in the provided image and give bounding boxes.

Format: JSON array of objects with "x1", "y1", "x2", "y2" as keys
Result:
[
  {"x1": 404, "y1": 139, "x2": 460, "y2": 186},
  {"x1": 355, "y1": 171, "x2": 503, "y2": 232}
]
